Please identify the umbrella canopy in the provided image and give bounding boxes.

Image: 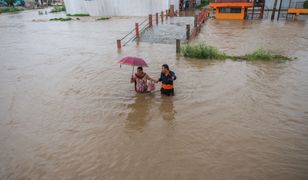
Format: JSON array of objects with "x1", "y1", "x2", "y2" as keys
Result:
[{"x1": 118, "y1": 56, "x2": 148, "y2": 67}]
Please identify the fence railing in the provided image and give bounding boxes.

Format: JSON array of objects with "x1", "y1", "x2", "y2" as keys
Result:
[
  {"x1": 116, "y1": 7, "x2": 209, "y2": 52},
  {"x1": 190, "y1": 9, "x2": 209, "y2": 40},
  {"x1": 117, "y1": 6, "x2": 180, "y2": 49},
  {"x1": 214, "y1": 0, "x2": 251, "y2": 3}
]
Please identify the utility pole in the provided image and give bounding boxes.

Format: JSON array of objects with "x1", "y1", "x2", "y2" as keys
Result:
[
  {"x1": 271, "y1": 0, "x2": 278, "y2": 20},
  {"x1": 277, "y1": 0, "x2": 283, "y2": 20},
  {"x1": 251, "y1": 0, "x2": 255, "y2": 19},
  {"x1": 286, "y1": 0, "x2": 292, "y2": 19}
]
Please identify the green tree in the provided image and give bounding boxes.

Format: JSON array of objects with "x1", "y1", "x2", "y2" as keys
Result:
[
  {"x1": 4, "y1": 0, "x2": 16, "y2": 6},
  {"x1": 304, "y1": 0, "x2": 308, "y2": 9}
]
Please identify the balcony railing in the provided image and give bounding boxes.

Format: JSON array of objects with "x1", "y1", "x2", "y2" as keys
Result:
[
  {"x1": 289, "y1": 2, "x2": 304, "y2": 8},
  {"x1": 214, "y1": 0, "x2": 251, "y2": 3}
]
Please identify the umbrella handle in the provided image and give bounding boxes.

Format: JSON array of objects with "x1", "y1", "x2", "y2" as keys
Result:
[{"x1": 132, "y1": 66, "x2": 134, "y2": 76}]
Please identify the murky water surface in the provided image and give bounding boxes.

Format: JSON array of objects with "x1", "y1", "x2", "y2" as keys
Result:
[{"x1": 1, "y1": 10, "x2": 308, "y2": 180}]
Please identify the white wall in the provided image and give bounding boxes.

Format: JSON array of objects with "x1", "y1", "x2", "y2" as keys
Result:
[
  {"x1": 63, "y1": 0, "x2": 88, "y2": 14},
  {"x1": 64, "y1": 0, "x2": 180, "y2": 16}
]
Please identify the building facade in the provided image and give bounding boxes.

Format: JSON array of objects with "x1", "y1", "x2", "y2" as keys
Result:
[{"x1": 63, "y1": 0, "x2": 180, "y2": 16}]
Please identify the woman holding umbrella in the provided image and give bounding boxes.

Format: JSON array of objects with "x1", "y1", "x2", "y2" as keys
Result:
[
  {"x1": 119, "y1": 56, "x2": 156, "y2": 93},
  {"x1": 131, "y1": 66, "x2": 156, "y2": 93}
]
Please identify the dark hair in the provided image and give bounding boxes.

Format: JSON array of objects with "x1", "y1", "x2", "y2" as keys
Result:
[
  {"x1": 137, "y1": 67, "x2": 143, "y2": 71},
  {"x1": 162, "y1": 64, "x2": 169, "y2": 70}
]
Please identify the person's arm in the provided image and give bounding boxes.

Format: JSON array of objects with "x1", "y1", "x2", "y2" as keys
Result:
[
  {"x1": 168, "y1": 71, "x2": 176, "y2": 81},
  {"x1": 157, "y1": 73, "x2": 163, "y2": 83},
  {"x1": 172, "y1": 72, "x2": 176, "y2": 81},
  {"x1": 145, "y1": 74, "x2": 156, "y2": 82}
]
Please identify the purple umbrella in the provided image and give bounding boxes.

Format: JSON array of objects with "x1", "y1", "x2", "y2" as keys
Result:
[{"x1": 119, "y1": 56, "x2": 149, "y2": 75}]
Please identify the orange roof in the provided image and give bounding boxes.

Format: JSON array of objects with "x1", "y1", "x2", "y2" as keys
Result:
[
  {"x1": 288, "y1": 8, "x2": 308, "y2": 15},
  {"x1": 209, "y1": 2, "x2": 254, "y2": 8}
]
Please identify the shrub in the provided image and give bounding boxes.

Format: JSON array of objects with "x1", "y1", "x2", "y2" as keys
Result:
[
  {"x1": 67, "y1": 13, "x2": 90, "y2": 16},
  {"x1": 181, "y1": 43, "x2": 227, "y2": 59},
  {"x1": 181, "y1": 43, "x2": 290, "y2": 61},
  {"x1": 96, "y1": 17, "x2": 110, "y2": 21},
  {"x1": 50, "y1": 4, "x2": 66, "y2": 13},
  {"x1": 4, "y1": 0, "x2": 15, "y2": 7},
  {"x1": 304, "y1": 0, "x2": 308, "y2": 9},
  {"x1": 49, "y1": 17, "x2": 72, "y2": 21},
  {"x1": 0, "y1": 7, "x2": 23, "y2": 13},
  {"x1": 196, "y1": 0, "x2": 209, "y2": 9},
  {"x1": 244, "y1": 49, "x2": 290, "y2": 61}
]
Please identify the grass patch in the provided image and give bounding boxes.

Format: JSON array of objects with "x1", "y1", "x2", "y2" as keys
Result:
[
  {"x1": 96, "y1": 17, "x2": 110, "y2": 21},
  {"x1": 181, "y1": 43, "x2": 291, "y2": 61},
  {"x1": 241, "y1": 49, "x2": 290, "y2": 61},
  {"x1": 182, "y1": 43, "x2": 227, "y2": 60},
  {"x1": 49, "y1": 17, "x2": 72, "y2": 21},
  {"x1": 0, "y1": 7, "x2": 23, "y2": 14},
  {"x1": 50, "y1": 4, "x2": 66, "y2": 13},
  {"x1": 67, "y1": 13, "x2": 90, "y2": 16},
  {"x1": 196, "y1": 0, "x2": 209, "y2": 9}
]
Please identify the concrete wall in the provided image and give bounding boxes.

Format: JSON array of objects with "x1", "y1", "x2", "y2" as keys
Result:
[
  {"x1": 64, "y1": 0, "x2": 180, "y2": 16},
  {"x1": 24, "y1": 0, "x2": 36, "y2": 7}
]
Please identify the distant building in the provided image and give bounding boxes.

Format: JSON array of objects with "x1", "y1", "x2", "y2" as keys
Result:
[
  {"x1": 24, "y1": 0, "x2": 36, "y2": 7},
  {"x1": 261, "y1": 0, "x2": 305, "y2": 10},
  {"x1": 63, "y1": 0, "x2": 181, "y2": 16},
  {"x1": 24, "y1": 0, "x2": 62, "y2": 7},
  {"x1": 209, "y1": 0, "x2": 255, "y2": 20},
  {"x1": 209, "y1": 0, "x2": 307, "y2": 20}
]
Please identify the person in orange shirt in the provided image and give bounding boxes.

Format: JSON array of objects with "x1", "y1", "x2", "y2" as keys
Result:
[{"x1": 156, "y1": 64, "x2": 176, "y2": 96}]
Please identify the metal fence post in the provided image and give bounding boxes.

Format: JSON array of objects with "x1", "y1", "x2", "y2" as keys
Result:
[
  {"x1": 135, "y1": 23, "x2": 139, "y2": 38},
  {"x1": 186, "y1": 24, "x2": 190, "y2": 40}
]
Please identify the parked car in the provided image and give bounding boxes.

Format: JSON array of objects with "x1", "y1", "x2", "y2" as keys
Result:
[
  {"x1": 15, "y1": 0, "x2": 25, "y2": 6},
  {"x1": 0, "y1": 0, "x2": 25, "y2": 7},
  {"x1": 0, "y1": 0, "x2": 8, "y2": 7}
]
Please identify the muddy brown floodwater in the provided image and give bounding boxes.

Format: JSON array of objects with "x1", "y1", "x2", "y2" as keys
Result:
[{"x1": 1, "y1": 10, "x2": 308, "y2": 180}]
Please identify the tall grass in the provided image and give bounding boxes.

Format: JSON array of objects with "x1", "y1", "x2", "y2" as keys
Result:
[
  {"x1": 49, "y1": 17, "x2": 72, "y2": 21},
  {"x1": 181, "y1": 44, "x2": 227, "y2": 60},
  {"x1": 67, "y1": 13, "x2": 90, "y2": 16},
  {"x1": 196, "y1": 0, "x2": 210, "y2": 9},
  {"x1": 181, "y1": 43, "x2": 290, "y2": 61},
  {"x1": 50, "y1": 5, "x2": 66, "y2": 13},
  {"x1": 0, "y1": 7, "x2": 23, "y2": 14},
  {"x1": 96, "y1": 17, "x2": 110, "y2": 21},
  {"x1": 243, "y1": 49, "x2": 290, "y2": 61}
]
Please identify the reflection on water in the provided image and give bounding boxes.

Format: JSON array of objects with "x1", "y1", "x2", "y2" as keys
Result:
[
  {"x1": 126, "y1": 94, "x2": 154, "y2": 132},
  {"x1": 0, "y1": 9, "x2": 308, "y2": 180},
  {"x1": 160, "y1": 96, "x2": 175, "y2": 121}
]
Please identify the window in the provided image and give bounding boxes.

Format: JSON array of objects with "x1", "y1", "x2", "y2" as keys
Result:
[{"x1": 220, "y1": 8, "x2": 242, "y2": 13}]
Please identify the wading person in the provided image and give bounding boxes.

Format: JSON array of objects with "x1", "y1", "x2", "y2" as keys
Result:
[
  {"x1": 131, "y1": 67, "x2": 156, "y2": 93},
  {"x1": 157, "y1": 64, "x2": 176, "y2": 96}
]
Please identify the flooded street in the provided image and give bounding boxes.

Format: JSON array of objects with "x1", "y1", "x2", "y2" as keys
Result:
[{"x1": 1, "y1": 10, "x2": 308, "y2": 180}]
